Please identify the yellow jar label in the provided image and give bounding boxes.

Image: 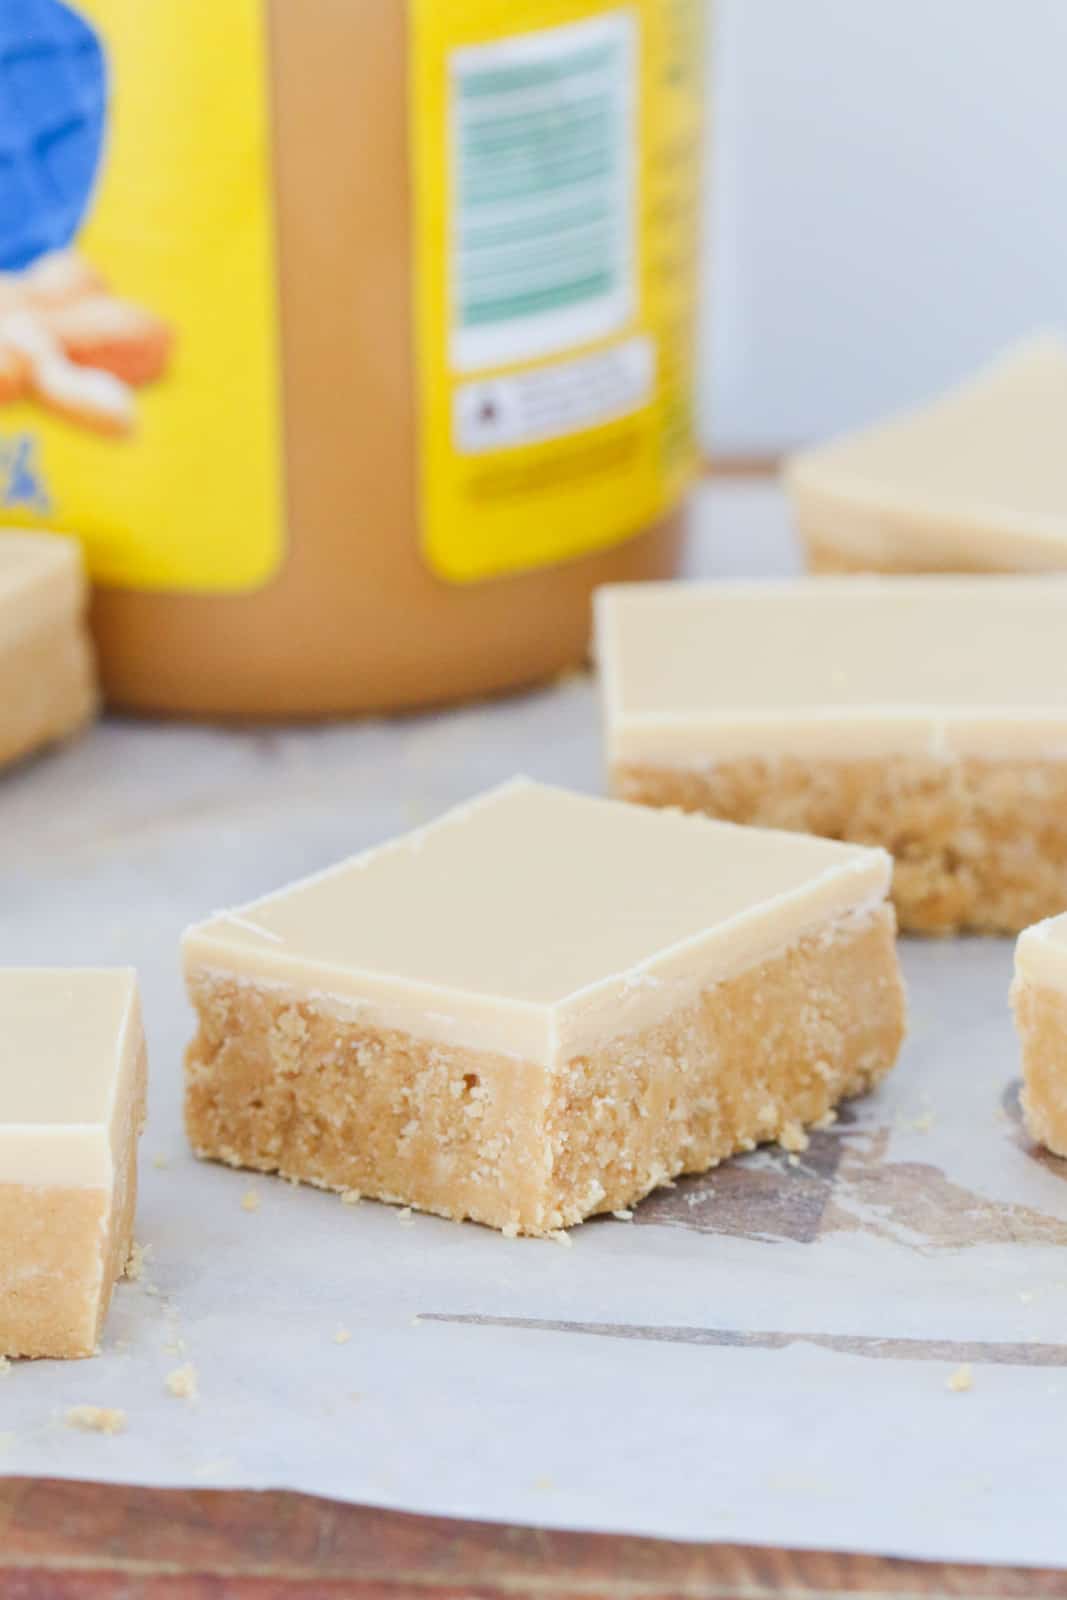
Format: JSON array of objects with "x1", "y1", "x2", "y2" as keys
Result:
[
  {"x1": 0, "y1": 0, "x2": 701, "y2": 594},
  {"x1": 0, "y1": 0, "x2": 284, "y2": 593},
  {"x1": 410, "y1": 0, "x2": 704, "y2": 583}
]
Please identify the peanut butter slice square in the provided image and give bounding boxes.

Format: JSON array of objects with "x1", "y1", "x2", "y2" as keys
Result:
[
  {"x1": 183, "y1": 780, "x2": 904, "y2": 1236},
  {"x1": 596, "y1": 577, "x2": 1067, "y2": 935},
  {"x1": 0, "y1": 531, "x2": 97, "y2": 771},
  {"x1": 785, "y1": 336, "x2": 1067, "y2": 574},
  {"x1": 1012, "y1": 918, "x2": 1067, "y2": 1160},
  {"x1": 0, "y1": 969, "x2": 147, "y2": 1359}
]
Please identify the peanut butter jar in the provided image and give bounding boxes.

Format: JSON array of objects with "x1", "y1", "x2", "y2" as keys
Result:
[{"x1": 0, "y1": 0, "x2": 705, "y2": 717}]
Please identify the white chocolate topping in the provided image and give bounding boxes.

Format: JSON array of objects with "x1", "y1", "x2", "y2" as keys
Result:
[
  {"x1": 184, "y1": 780, "x2": 890, "y2": 1064},
  {"x1": 0, "y1": 969, "x2": 142, "y2": 1187},
  {"x1": 0, "y1": 531, "x2": 86, "y2": 646},
  {"x1": 785, "y1": 335, "x2": 1067, "y2": 569},
  {"x1": 597, "y1": 578, "x2": 1067, "y2": 764}
]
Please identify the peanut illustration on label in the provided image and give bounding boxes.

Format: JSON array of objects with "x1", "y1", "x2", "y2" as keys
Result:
[
  {"x1": 0, "y1": 251, "x2": 172, "y2": 438},
  {"x1": 0, "y1": 1, "x2": 174, "y2": 440}
]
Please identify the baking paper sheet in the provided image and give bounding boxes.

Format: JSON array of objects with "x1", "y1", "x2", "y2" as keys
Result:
[{"x1": 2, "y1": 485, "x2": 1065, "y2": 1568}]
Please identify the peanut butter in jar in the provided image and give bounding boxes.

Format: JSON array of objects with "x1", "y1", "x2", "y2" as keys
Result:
[{"x1": 0, "y1": 0, "x2": 705, "y2": 717}]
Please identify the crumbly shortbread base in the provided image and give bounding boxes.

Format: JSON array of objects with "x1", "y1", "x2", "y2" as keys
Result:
[
  {"x1": 803, "y1": 536, "x2": 1031, "y2": 575},
  {"x1": 792, "y1": 483, "x2": 1064, "y2": 576},
  {"x1": 0, "y1": 1044, "x2": 144, "y2": 1359},
  {"x1": 1013, "y1": 976, "x2": 1067, "y2": 1159},
  {"x1": 616, "y1": 759, "x2": 1067, "y2": 937},
  {"x1": 0, "y1": 614, "x2": 97, "y2": 771},
  {"x1": 804, "y1": 539, "x2": 989, "y2": 575},
  {"x1": 185, "y1": 907, "x2": 905, "y2": 1235}
]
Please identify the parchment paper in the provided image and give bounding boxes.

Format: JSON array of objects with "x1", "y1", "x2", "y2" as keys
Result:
[{"x1": 2, "y1": 485, "x2": 1064, "y2": 1567}]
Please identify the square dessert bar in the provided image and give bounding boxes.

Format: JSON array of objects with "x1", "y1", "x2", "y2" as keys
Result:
[
  {"x1": 1013, "y1": 918, "x2": 1067, "y2": 1159},
  {"x1": 784, "y1": 336, "x2": 1067, "y2": 575},
  {"x1": 183, "y1": 780, "x2": 905, "y2": 1235},
  {"x1": 597, "y1": 578, "x2": 1067, "y2": 935},
  {"x1": 0, "y1": 970, "x2": 146, "y2": 1358},
  {"x1": 0, "y1": 531, "x2": 97, "y2": 771}
]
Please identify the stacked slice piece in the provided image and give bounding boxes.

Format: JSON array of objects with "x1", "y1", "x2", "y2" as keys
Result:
[
  {"x1": 0, "y1": 530, "x2": 96, "y2": 770},
  {"x1": 184, "y1": 781, "x2": 905, "y2": 1234},
  {"x1": 597, "y1": 577, "x2": 1067, "y2": 934}
]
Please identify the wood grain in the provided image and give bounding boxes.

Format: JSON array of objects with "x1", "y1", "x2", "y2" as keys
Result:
[{"x1": 0, "y1": 1480, "x2": 1064, "y2": 1599}]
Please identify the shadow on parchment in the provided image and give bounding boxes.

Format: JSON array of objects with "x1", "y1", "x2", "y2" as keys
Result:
[{"x1": 629, "y1": 1089, "x2": 1067, "y2": 1251}]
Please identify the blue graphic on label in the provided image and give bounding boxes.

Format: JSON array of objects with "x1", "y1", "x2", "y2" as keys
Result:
[
  {"x1": 0, "y1": 433, "x2": 51, "y2": 513},
  {"x1": 0, "y1": 0, "x2": 108, "y2": 270}
]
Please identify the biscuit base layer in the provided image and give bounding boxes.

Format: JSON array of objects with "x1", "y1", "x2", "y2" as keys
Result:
[
  {"x1": 616, "y1": 760, "x2": 1067, "y2": 936},
  {"x1": 803, "y1": 537, "x2": 1021, "y2": 575},
  {"x1": 792, "y1": 485, "x2": 1055, "y2": 575},
  {"x1": 1012, "y1": 976, "x2": 1067, "y2": 1159},
  {"x1": 0, "y1": 1046, "x2": 142, "y2": 1359},
  {"x1": 185, "y1": 906, "x2": 905, "y2": 1235},
  {"x1": 0, "y1": 614, "x2": 97, "y2": 771},
  {"x1": 804, "y1": 539, "x2": 987, "y2": 575}
]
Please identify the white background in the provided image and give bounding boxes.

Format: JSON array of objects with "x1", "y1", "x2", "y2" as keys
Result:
[{"x1": 702, "y1": 0, "x2": 1067, "y2": 455}]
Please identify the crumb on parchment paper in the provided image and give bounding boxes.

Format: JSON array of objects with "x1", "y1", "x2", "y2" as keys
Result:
[
  {"x1": 334, "y1": 1327, "x2": 352, "y2": 1345},
  {"x1": 898, "y1": 1110, "x2": 935, "y2": 1134},
  {"x1": 341, "y1": 1189, "x2": 361, "y2": 1206},
  {"x1": 947, "y1": 1365, "x2": 973, "y2": 1393},
  {"x1": 241, "y1": 1189, "x2": 260, "y2": 1213},
  {"x1": 66, "y1": 1405, "x2": 126, "y2": 1435},
  {"x1": 125, "y1": 1240, "x2": 152, "y2": 1281},
  {"x1": 165, "y1": 1363, "x2": 199, "y2": 1401}
]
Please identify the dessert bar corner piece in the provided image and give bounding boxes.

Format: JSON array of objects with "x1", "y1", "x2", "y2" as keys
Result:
[
  {"x1": 784, "y1": 334, "x2": 1067, "y2": 575},
  {"x1": 596, "y1": 578, "x2": 1067, "y2": 935},
  {"x1": 1013, "y1": 916, "x2": 1067, "y2": 1158},
  {"x1": 183, "y1": 780, "x2": 905, "y2": 1235},
  {"x1": 0, "y1": 969, "x2": 147, "y2": 1359},
  {"x1": 0, "y1": 530, "x2": 97, "y2": 771}
]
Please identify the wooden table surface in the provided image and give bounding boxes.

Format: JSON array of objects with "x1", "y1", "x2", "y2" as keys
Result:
[{"x1": 0, "y1": 1480, "x2": 1063, "y2": 1599}]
